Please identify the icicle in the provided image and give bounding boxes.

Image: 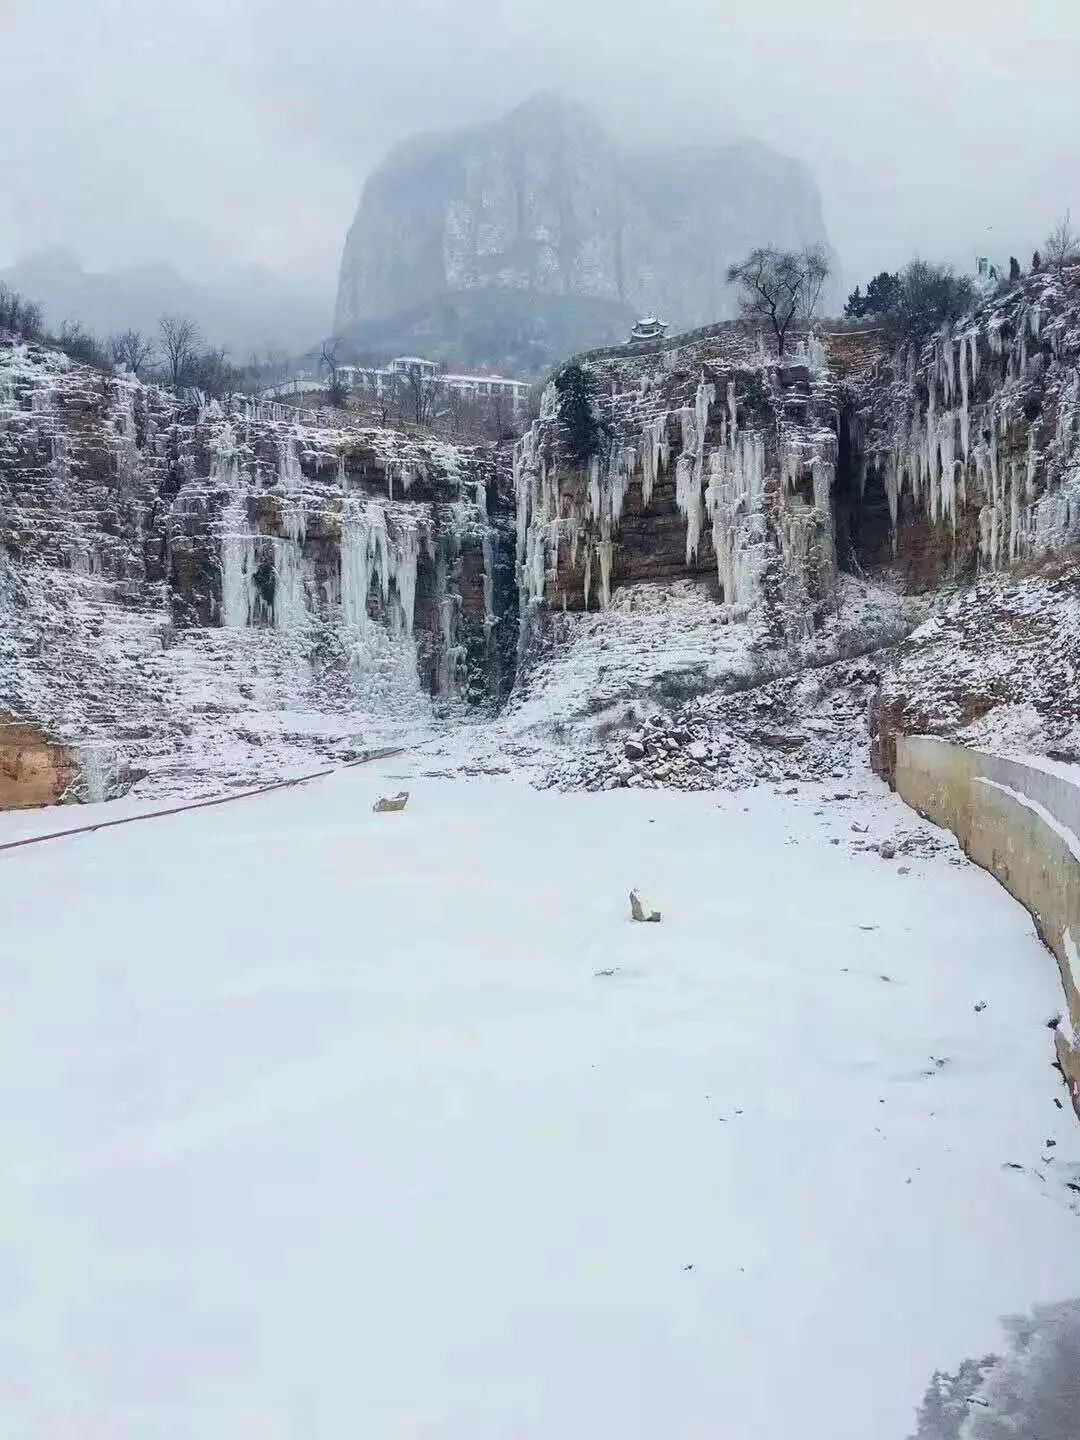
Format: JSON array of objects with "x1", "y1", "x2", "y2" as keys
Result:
[
  {"x1": 481, "y1": 530, "x2": 495, "y2": 632},
  {"x1": 675, "y1": 453, "x2": 703, "y2": 563},
  {"x1": 672, "y1": 381, "x2": 714, "y2": 564},
  {"x1": 341, "y1": 504, "x2": 374, "y2": 634},
  {"x1": 588, "y1": 455, "x2": 601, "y2": 522},
  {"x1": 939, "y1": 410, "x2": 957, "y2": 529},
  {"x1": 959, "y1": 333, "x2": 971, "y2": 463},
  {"x1": 640, "y1": 413, "x2": 667, "y2": 511},
  {"x1": 703, "y1": 432, "x2": 766, "y2": 608},
  {"x1": 393, "y1": 526, "x2": 419, "y2": 637},
  {"x1": 598, "y1": 538, "x2": 613, "y2": 610}
]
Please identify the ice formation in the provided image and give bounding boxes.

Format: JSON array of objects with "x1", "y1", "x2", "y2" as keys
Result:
[
  {"x1": 340, "y1": 501, "x2": 419, "y2": 640},
  {"x1": 513, "y1": 339, "x2": 840, "y2": 634},
  {"x1": 879, "y1": 281, "x2": 1080, "y2": 568}
]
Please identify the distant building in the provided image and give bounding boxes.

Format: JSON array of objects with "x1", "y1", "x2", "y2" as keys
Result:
[
  {"x1": 628, "y1": 317, "x2": 668, "y2": 344},
  {"x1": 340, "y1": 358, "x2": 530, "y2": 414}
]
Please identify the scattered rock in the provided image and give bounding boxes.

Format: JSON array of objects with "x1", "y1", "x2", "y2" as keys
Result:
[
  {"x1": 629, "y1": 889, "x2": 662, "y2": 923},
  {"x1": 974, "y1": 1001, "x2": 987, "y2": 1013},
  {"x1": 879, "y1": 842, "x2": 896, "y2": 860},
  {"x1": 624, "y1": 739, "x2": 645, "y2": 761},
  {"x1": 373, "y1": 791, "x2": 409, "y2": 813}
]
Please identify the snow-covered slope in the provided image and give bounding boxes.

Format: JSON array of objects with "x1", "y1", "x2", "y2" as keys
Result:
[{"x1": 1, "y1": 762, "x2": 1075, "y2": 1438}]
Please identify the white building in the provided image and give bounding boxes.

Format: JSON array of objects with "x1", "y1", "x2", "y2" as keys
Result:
[{"x1": 340, "y1": 358, "x2": 530, "y2": 414}]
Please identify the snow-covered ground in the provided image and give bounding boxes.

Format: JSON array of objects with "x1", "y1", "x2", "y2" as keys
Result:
[{"x1": 1, "y1": 761, "x2": 1077, "y2": 1439}]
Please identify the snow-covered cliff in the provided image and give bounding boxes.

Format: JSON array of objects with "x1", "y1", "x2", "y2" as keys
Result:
[
  {"x1": 856, "y1": 268, "x2": 1080, "y2": 585},
  {"x1": 0, "y1": 341, "x2": 516, "y2": 800},
  {"x1": 512, "y1": 323, "x2": 864, "y2": 653}
]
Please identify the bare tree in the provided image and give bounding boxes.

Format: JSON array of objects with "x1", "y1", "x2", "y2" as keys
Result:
[
  {"x1": 189, "y1": 345, "x2": 240, "y2": 402},
  {"x1": 1044, "y1": 210, "x2": 1078, "y2": 272},
  {"x1": 109, "y1": 329, "x2": 156, "y2": 377},
  {"x1": 159, "y1": 314, "x2": 201, "y2": 390},
  {"x1": 726, "y1": 245, "x2": 832, "y2": 357},
  {"x1": 799, "y1": 248, "x2": 831, "y2": 323},
  {"x1": 0, "y1": 284, "x2": 44, "y2": 340},
  {"x1": 56, "y1": 320, "x2": 110, "y2": 370},
  {"x1": 319, "y1": 335, "x2": 350, "y2": 408},
  {"x1": 395, "y1": 361, "x2": 445, "y2": 426}
]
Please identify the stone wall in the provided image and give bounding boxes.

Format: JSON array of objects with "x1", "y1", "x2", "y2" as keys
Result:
[{"x1": 895, "y1": 735, "x2": 1080, "y2": 1113}]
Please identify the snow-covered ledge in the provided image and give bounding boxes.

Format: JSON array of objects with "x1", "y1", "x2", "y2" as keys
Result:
[{"x1": 895, "y1": 736, "x2": 1080, "y2": 1115}]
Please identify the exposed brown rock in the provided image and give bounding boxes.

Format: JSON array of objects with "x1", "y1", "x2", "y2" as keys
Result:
[{"x1": 0, "y1": 712, "x2": 76, "y2": 810}]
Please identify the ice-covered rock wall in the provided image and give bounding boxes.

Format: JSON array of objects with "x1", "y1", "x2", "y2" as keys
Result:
[
  {"x1": 858, "y1": 268, "x2": 1080, "y2": 587},
  {"x1": 513, "y1": 324, "x2": 845, "y2": 651},
  {"x1": 0, "y1": 341, "x2": 516, "y2": 795}
]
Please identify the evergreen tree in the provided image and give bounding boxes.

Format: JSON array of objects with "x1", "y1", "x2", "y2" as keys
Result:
[
  {"x1": 844, "y1": 285, "x2": 865, "y2": 318},
  {"x1": 554, "y1": 363, "x2": 608, "y2": 468},
  {"x1": 845, "y1": 272, "x2": 902, "y2": 320}
]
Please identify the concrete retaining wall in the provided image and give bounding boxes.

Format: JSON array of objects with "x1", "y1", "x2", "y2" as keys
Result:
[{"x1": 895, "y1": 735, "x2": 1080, "y2": 1112}]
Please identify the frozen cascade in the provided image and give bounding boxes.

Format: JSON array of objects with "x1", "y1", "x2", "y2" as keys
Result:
[
  {"x1": 339, "y1": 499, "x2": 426, "y2": 705},
  {"x1": 704, "y1": 432, "x2": 767, "y2": 608},
  {"x1": 279, "y1": 434, "x2": 304, "y2": 496},
  {"x1": 394, "y1": 526, "x2": 419, "y2": 637},
  {"x1": 340, "y1": 502, "x2": 419, "y2": 640},
  {"x1": 597, "y1": 538, "x2": 613, "y2": 610},
  {"x1": 272, "y1": 538, "x2": 306, "y2": 630},
  {"x1": 220, "y1": 496, "x2": 255, "y2": 628},
  {"x1": 674, "y1": 379, "x2": 715, "y2": 564},
  {"x1": 218, "y1": 424, "x2": 258, "y2": 629},
  {"x1": 806, "y1": 334, "x2": 829, "y2": 375}
]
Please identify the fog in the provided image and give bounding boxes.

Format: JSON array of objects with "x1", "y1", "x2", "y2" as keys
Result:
[{"x1": 2, "y1": 0, "x2": 1078, "y2": 314}]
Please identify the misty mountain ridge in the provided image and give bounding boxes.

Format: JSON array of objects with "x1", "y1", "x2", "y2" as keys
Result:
[
  {"x1": 0, "y1": 249, "x2": 329, "y2": 358},
  {"x1": 335, "y1": 92, "x2": 834, "y2": 375}
]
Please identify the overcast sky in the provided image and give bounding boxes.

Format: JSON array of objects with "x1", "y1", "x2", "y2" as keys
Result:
[{"x1": 2, "y1": 0, "x2": 1078, "y2": 307}]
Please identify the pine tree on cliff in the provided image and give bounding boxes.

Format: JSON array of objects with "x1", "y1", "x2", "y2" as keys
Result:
[
  {"x1": 845, "y1": 271, "x2": 901, "y2": 320},
  {"x1": 554, "y1": 363, "x2": 609, "y2": 468}
]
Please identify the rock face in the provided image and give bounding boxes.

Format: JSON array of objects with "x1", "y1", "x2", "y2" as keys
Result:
[
  {"x1": 513, "y1": 322, "x2": 869, "y2": 654},
  {"x1": 507, "y1": 271, "x2": 1080, "y2": 788},
  {"x1": 870, "y1": 560, "x2": 1080, "y2": 780},
  {"x1": 334, "y1": 95, "x2": 832, "y2": 373},
  {"x1": 854, "y1": 268, "x2": 1080, "y2": 589},
  {"x1": 849, "y1": 267, "x2": 1080, "y2": 776},
  {"x1": 0, "y1": 340, "x2": 517, "y2": 799},
  {"x1": 0, "y1": 712, "x2": 76, "y2": 809}
]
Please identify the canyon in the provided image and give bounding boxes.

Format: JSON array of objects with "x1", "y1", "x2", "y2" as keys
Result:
[{"x1": 3, "y1": 266, "x2": 1080, "y2": 806}]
